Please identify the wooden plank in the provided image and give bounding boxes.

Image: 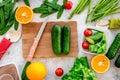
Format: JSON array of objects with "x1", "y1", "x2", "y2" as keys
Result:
[{"x1": 22, "y1": 21, "x2": 78, "y2": 59}]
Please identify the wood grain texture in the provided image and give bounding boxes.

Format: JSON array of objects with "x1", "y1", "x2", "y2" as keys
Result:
[
  {"x1": 0, "y1": 64, "x2": 19, "y2": 80},
  {"x1": 22, "y1": 21, "x2": 78, "y2": 59}
]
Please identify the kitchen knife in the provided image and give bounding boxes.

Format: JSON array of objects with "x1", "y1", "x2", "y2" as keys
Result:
[{"x1": 26, "y1": 18, "x2": 48, "y2": 62}]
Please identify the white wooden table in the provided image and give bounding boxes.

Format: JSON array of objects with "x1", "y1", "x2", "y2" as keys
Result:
[{"x1": 0, "y1": 0, "x2": 120, "y2": 80}]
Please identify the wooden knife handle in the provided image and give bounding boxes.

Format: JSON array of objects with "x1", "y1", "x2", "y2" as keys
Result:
[{"x1": 26, "y1": 38, "x2": 39, "y2": 61}]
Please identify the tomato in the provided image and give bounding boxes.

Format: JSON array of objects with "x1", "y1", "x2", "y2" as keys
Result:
[
  {"x1": 82, "y1": 41, "x2": 89, "y2": 49},
  {"x1": 64, "y1": 1, "x2": 73, "y2": 10},
  {"x1": 84, "y1": 29, "x2": 92, "y2": 36},
  {"x1": 55, "y1": 68, "x2": 64, "y2": 76}
]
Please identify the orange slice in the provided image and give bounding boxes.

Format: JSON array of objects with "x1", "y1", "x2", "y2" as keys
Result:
[
  {"x1": 91, "y1": 54, "x2": 110, "y2": 73},
  {"x1": 15, "y1": 5, "x2": 34, "y2": 24}
]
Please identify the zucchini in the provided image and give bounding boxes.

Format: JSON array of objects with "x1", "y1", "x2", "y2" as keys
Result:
[
  {"x1": 21, "y1": 62, "x2": 31, "y2": 80},
  {"x1": 51, "y1": 24, "x2": 62, "y2": 55},
  {"x1": 63, "y1": 24, "x2": 71, "y2": 54},
  {"x1": 106, "y1": 33, "x2": 120, "y2": 59},
  {"x1": 115, "y1": 55, "x2": 120, "y2": 68},
  {"x1": 85, "y1": 32, "x2": 103, "y2": 44}
]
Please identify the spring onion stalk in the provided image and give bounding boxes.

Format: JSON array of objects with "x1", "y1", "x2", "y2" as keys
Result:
[
  {"x1": 68, "y1": 0, "x2": 91, "y2": 19},
  {"x1": 86, "y1": 0, "x2": 120, "y2": 22}
]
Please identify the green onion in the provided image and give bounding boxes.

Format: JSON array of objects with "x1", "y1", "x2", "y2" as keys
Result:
[
  {"x1": 86, "y1": 0, "x2": 120, "y2": 22},
  {"x1": 68, "y1": 0, "x2": 91, "y2": 19}
]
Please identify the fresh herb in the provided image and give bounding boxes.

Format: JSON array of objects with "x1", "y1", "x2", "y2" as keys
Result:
[
  {"x1": 23, "y1": 0, "x2": 30, "y2": 6},
  {"x1": 69, "y1": 0, "x2": 91, "y2": 19},
  {"x1": 0, "y1": 0, "x2": 11, "y2": 7},
  {"x1": 62, "y1": 56, "x2": 98, "y2": 80},
  {"x1": 86, "y1": 0, "x2": 120, "y2": 22},
  {"x1": 0, "y1": 0, "x2": 18, "y2": 35}
]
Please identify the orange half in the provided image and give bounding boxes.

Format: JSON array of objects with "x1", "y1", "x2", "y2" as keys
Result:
[
  {"x1": 91, "y1": 54, "x2": 110, "y2": 73},
  {"x1": 15, "y1": 5, "x2": 34, "y2": 24}
]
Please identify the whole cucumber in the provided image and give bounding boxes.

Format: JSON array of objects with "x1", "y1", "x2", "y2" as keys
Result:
[
  {"x1": 63, "y1": 24, "x2": 71, "y2": 54},
  {"x1": 21, "y1": 62, "x2": 31, "y2": 80},
  {"x1": 51, "y1": 24, "x2": 62, "y2": 55},
  {"x1": 106, "y1": 33, "x2": 120, "y2": 59},
  {"x1": 115, "y1": 55, "x2": 120, "y2": 68}
]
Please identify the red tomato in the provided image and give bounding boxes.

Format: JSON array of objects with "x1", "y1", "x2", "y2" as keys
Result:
[
  {"x1": 84, "y1": 29, "x2": 92, "y2": 36},
  {"x1": 82, "y1": 41, "x2": 89, "y2": 49},
  {"x1": 55, "y1": 68, "x2": 64, "y2": 76},
  {"x1": 64, "y1": 1, "x2": 73, "y2": 9}
]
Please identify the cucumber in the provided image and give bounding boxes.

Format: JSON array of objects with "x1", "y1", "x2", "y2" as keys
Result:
[
  {"x1": 51, "y1": 24, "x2": 62, "y2": 55},
  {"x1": 85, "y1": 32, "x2": 103, "y2": 44},
  {"x1": 21, "y1": 62, "x2": 31, "y2": 80},
  {"x1": 63, "y1": 24, "x2": 71, "y2": 54},
  {"x1": 106, "y1": 33, "x2": 120, "y2": 59},
  {"x1": 115, "y1": 55, "x2": 120, "y2": 68}
]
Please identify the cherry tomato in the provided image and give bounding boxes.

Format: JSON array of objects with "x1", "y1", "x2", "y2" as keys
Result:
[
  {"x1": 82, "y1": 41, "x2": 89, "y2": 49},
  {"x1": 55, "y1": 68, "x2": 64, "y2": 76},
  {"x1": 64, "y1": 1, "x2": 73, "y2": 10},
  {"x1": 84, "y1": 29, "x2": 92, "y2": 36}
]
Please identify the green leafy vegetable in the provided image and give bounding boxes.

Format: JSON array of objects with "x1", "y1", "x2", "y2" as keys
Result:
[
  {"x1": 86, "y1": 0, "x2": 120, "y2": 22},
  {"x1": 88, "y1": 33, "x2": 106, "y2": 54},
  {"x1": 14, "y1": 8, "x2": 19, "y2": 30},
  {"x1": 0, "y1": 0, "x2": 11, "y2": 7},
  {"x1": 0, "y1": 0, "x2": 18, "y2": 35},
  {"x1": 44, "y1": 1, "x2": 61, "y2": 10},
  {"x1": 62, "y1": 56, "x2": 98, "y2": 80},
  {"x1": 4, "y1": 3, "x2": 14, "y2": 20},
  {"x1": 23, "y1": 0, "x2": 30, "y2": 6},
  {"x1": 0, "y1": 7, "x2": 5, "y2": 30},
  {"x1": 57, "y1": 6, "x2": 64, "y2": 19},
  {"x1": 33, "y1": 0, "x2": 65, "y2": 19}
]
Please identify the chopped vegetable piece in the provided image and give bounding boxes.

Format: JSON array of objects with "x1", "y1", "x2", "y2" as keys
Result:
[{"x1": 85, "y1": 32, "x2": 103, "y2": 44}]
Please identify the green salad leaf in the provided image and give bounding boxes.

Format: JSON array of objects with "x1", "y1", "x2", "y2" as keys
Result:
[{"x1": 62, "y1": 56, "x2": 98, "y2": 80}]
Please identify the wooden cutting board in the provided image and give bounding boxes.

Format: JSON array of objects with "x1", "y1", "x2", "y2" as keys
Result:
[
  {"x1": 22, "y1": 21, "x2": 78, "y2": 59},
  {"x1": 0, "y1": 64, "x2": 19, "y2": 80}
]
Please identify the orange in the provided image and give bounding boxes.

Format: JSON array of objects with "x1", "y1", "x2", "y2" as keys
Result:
[
  {"x1": 91, "y1": 54, "x2": 110, "y2": 73},
  {"x1": 15, "y1": 5, "x2": 34, "y2": 24},
  {"x1": 26, "y1": 62, "x2": 47, "y2": 80}
]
